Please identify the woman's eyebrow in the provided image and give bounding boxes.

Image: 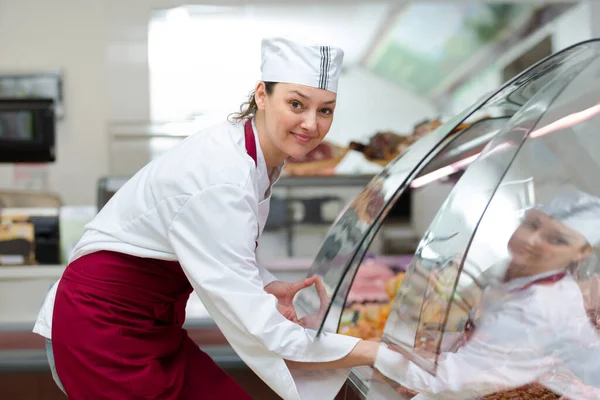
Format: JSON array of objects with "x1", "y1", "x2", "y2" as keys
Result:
[
  {"x1": 547, "y1": 227, "x2": 575, "y2": 241},
  {"x1": 288, "y1": 90, "x2": 336, "y2": 104},
  {"x1": 289, "y1": 90, "x2": 309, "y2": 99}
]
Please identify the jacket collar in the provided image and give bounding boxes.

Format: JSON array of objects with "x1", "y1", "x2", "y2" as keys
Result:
[
  {"x1": 251, "y1": 118, "x2": 284, "y2": 200},
  {"x1": 501, "y1": 268, "x2": 568, "y2": 292}
]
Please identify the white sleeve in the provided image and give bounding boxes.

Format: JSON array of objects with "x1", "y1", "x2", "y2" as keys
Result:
[
  {"x1": 375, "y1": 302, "x2": 557, "y2": 398},
  {"x1": 376, "y1": 340, "x2": 554, "y2": 398},
  {"x1": 167, "y1": 184, "x2": 360, "y2": 399},
  {"x1": 257, "y1": 263, "x2": 278, "y2": 287},
  {"x1": 549, "y1": 285, "x2": 600, "y2": 391}
]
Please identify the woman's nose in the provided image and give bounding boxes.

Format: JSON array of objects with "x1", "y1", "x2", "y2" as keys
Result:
[
  {"x1": 300, "y1": 113, "x2": 317, "y2": 132},
  {"x1": 525, "y1": 231, "x2": 542, "y2": 247}
]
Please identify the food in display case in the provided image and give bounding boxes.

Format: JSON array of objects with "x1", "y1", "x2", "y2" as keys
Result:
[
  {"x1": 413, "y1": 258, "x2": 463, "y2": 355},
  {"x1": 283, "y1": 140, "x2": 348, "y2": 175},
  {"x1": 351, "y1": 176, "x2": 386, "y2": 225},
  {"x1": 348, "y1": 130, "x2": 407, "y2": 165},
  {"x1": 479, "y1": 383, "x2": 562, "y2": 399},
  {"x1": 348, "y1": 116, "x2": 490, "y2": 166},
  {"x1": 338, "y1": 257, "x2": 406, "y2": 341}
]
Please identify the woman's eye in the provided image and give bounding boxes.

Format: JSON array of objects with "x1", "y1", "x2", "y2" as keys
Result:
[
  {"x1": 290, "y1": 101, "x2": 302, "y2": 109},
  {"x1": 320, "y1": 108, "x2": 333, "y2": 116},
  {"x1": 524, "y1": 221, "x2": 538, "y2": 229},
  {"x1": 549, "y1": 236, "x2": 568, "y2": 246}
]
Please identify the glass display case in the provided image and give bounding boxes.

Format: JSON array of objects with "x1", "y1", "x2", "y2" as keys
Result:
[{"x1": 293, "y1": 39, "x2": 600, "y2": 399}]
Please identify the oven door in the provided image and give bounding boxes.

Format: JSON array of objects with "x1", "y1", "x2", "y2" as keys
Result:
[{"x1": 0, "y1": 98, "x2": 55, "y2": 163}]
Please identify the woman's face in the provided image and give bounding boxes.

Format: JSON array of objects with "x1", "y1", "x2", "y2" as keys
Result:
[
  {"x1": 255, "y1": 82, "x2": 336, "y2": 161},
  {"x1": 507, "y1": 209, "x2": 591, "y2": 275}
]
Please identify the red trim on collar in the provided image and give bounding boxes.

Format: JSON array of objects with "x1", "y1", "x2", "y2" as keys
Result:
[
  {"x1": 244, "y1": 119, "x2": 259, "y2": 250},
  {"x1": 510, "y1": 271, "x2": 567, "y2": 292},
  {"x1": 244, "y1": 118, "x2": 257, "y2": 166},
  {"x1": 464, "y1": 270, "x2": 568, "y2": 341}
]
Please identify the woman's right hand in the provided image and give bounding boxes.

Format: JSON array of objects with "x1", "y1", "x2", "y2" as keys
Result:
[{"x1": 298, "y1": 276, "x2": 331, "y2": 330}]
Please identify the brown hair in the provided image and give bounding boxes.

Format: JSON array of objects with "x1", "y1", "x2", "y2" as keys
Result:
[{"x1": 228, "y1": 82, "x2": 276, "y2": 122}]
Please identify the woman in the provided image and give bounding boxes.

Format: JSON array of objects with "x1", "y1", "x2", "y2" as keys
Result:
[
  {"x1": 33, "y1": 36, "x2": 379, "y2": 400},
  {"x1": 373, "y1": 187, "x2": 600, "y2": 399}
]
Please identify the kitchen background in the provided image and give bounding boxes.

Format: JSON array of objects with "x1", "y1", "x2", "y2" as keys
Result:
[{"x1": 0, "y1": 1, "x2": 599, "y2": 398}]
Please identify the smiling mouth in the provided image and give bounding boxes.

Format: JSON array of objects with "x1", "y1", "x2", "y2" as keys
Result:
[
  {"x1": 512, "y1": 245, "x2": 531, "y2": 255},
  {"x1": 291, "y1": 132, "x2": 314, "y2": 143},
  {"x1": 512, "y1": 245, "x2": 542, "y2": 259}
]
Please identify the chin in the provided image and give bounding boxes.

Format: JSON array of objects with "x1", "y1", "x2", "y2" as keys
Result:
[
  {"x1": 284, "y1": 144, "x2": 313, "y2": 161},
  {"x1": 509, "y1": 257, "x2": 526, "y2": 269},
  {"x1": 509, "y1": 249, "x2": 530, "y2": 262}
]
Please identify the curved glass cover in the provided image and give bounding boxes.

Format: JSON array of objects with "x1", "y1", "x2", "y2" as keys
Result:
[
  {"x1": 293, "y1": 40, "x2": 600, "y2": 340},
  {"x1": 293, "y1": 102, "x2": 483, "y2": 334},
  {"x1": 370, "y1": 41, "x2": 600, "y2": 399}
]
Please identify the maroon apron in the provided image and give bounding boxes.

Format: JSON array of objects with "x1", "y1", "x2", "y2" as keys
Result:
[{"x1": 52, "y1": 119, "x2": 258, "y2": 399}]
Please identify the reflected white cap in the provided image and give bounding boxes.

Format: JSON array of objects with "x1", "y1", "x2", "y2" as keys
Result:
[
  {"x1": 538, "y1": 187, "x2": 600, "y2": 246},
  {"x1": 260, "y1": 36, "x2": 344, "y2": 93}
]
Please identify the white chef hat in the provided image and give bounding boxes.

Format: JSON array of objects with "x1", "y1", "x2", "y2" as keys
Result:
[
  {"x1": 537, "y1": 187, "x2": 600, "y2": 246},
  {"x1": 260, "y1": 36, "x2": 344, "y2": 93}
]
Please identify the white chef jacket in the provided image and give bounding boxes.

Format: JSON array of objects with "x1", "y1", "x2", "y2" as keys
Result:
[
  {"x1": 373, "y1": 270, "x2": 600, "y2": 399},
  {"x1": 33, "y1": 119, "x2": 360, "y2": 400}
]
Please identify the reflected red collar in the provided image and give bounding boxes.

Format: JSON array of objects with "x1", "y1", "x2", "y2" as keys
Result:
[{"x1": 508, "y1": 271, "x2": 567, "y2": 292}]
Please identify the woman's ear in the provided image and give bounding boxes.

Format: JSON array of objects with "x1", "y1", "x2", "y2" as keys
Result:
[
  {"x1": 575, "y1": 245, "x2": 594, "y2": 263},
  {"x1": 255, "y1": 81, "x2": 267, "y2": 111}
]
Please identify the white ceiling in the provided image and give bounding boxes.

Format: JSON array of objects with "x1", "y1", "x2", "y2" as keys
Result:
[
  {"x1": 149, "y1": 0, "x2": 573, "y2": 106},
  {"x1": 159, "y1": 2, "x2": 396, "y2": 66},
  {"x1": 233, "y1": 3, "x2": 393, "y2": 66},
  {"x1": 148, "y1": 2, "x2": 398, "y2": 120},
  {"x1": 162, "y1": 0, "x2": 567, "y2": 77}
]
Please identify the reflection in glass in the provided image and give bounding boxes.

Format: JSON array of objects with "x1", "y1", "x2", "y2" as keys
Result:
[
  {"x1": 294, "y1": 41, "x2": 600, "y2": 343},
  {"x1": 370, "y1": 45, "x2": 600, "y2": 400},
  {"x1": 380, "y1": 65, "x2": 577, "y2": 374},
  {"x1": 372, "y1": 190, "x2": 600, "y2": 399}
]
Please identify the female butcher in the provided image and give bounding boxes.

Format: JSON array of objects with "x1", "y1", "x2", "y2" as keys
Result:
[{"x1": 33, "y1": 36, "x2": 379, "y2": 400}]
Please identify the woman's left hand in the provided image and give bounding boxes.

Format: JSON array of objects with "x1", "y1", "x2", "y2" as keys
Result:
[{"x1": 265, "y1": 277, "x2": 318, "y2": 323}]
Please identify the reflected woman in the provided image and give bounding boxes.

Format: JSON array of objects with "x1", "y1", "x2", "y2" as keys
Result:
[{"x1": 373, "y1": 187, "x2": 600, "y2": 399}]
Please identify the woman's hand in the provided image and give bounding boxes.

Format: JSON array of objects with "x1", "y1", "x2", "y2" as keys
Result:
[
  {"x1": 265, "y1": 277, "x2": 318, "y2": 323},
  {"x1": 298, "y1": 276, "x2": 331, "y2": 330}
]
